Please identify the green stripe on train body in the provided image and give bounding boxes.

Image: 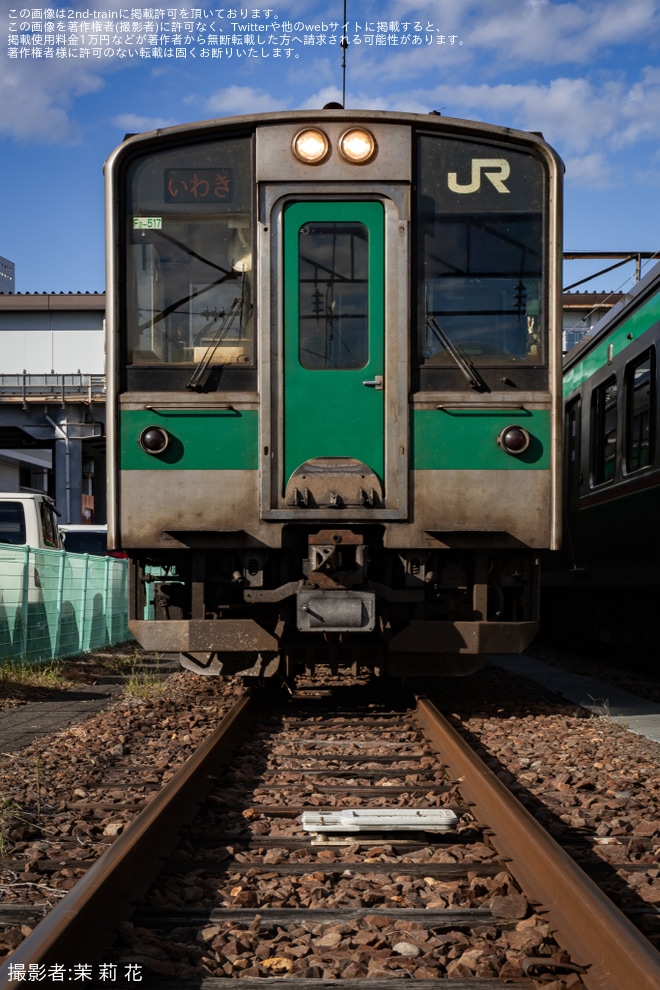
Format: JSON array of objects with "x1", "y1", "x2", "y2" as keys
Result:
[
  {"x1": 412, "y1": 408, "x2": 551, "y2": 470},
  {"x1": 120, "y1": 406, "x2": 550, "y2": 476},
  {"x1": 120, "y1": 408, "x2": 259, "y2": 471},
  {"x1": 563, "y1": 290, "x2": 660, "y2": 398}
]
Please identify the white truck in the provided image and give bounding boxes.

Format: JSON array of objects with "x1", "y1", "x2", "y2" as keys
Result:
[{"x1": 0, "y1": 493, "x2": 62, "y2": 550}]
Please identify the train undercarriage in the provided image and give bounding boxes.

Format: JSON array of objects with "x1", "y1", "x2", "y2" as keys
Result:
[{"x1": 128, "y1": 527, "x2": 540, "y2": 679}]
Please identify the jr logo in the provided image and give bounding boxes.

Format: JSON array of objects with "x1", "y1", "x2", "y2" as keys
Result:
[{"x1": 447, "y1": 158, "x2": 511, "y2": 194}]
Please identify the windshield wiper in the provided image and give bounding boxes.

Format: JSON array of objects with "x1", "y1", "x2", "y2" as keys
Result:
[
  {"x1": 187, "y1": 297, "x2": 243, "y2": 391},
  {"x1": 426, "y1": 316, "x2": 490, "y2": 393}
]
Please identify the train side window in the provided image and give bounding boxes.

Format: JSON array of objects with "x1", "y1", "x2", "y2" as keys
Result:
[
  {"x1": 565, "y1": 397, "x2": 581, "y2": 495},
  {"x1": 626, "y1": 350, "x2": 655, "y2": 472},
  {"x1": 591, "y1": 376, "x2": 618, "y2": 485}
]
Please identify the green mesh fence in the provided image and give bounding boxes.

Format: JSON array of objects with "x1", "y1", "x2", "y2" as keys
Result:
[{"x1": 0, "y1": 545, "x2": 131, "y2": 664}]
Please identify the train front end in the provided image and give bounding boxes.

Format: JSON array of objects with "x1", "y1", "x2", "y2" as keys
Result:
[{"x1": 106, "y1": 109, "x2": 563, "y2": 678}]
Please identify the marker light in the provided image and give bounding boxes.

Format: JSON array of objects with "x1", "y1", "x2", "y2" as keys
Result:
[
  {"x1": 139, "y1": 426, "x2": 170, "y2": 455},
  {"x1": 292, "y1": 128, "x2": 330, "y2": 164},
  {"x1": 497, "y1": 425, "x2": 531, "y2": 456},
  {"x1": 338, "y1": 128, "x2": 377, "y2": 164}
]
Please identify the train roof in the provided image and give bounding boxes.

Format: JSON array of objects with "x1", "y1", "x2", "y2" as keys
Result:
[
  {"x1": 105, "y1": 106, "x2": 562, "y2": 171},
  {"x1": 563, "y1": 258, "x2": 660, "y2": 374}
]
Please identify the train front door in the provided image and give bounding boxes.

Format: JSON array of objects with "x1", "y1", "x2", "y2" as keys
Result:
[{"x1": 281, "y1": 201, "x2": 385, "y2": 509}]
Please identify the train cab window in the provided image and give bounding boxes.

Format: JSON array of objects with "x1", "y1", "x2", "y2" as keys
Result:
[
  {"x1": 592, "y1": 377, "x2": 618, "y2": 485},
  {"x1": 123, "y1": 136, "x2": 254, "y2": 382},
  {"x1": 626, "y1": 350, "x2": 655, "y2": 472},
  {"x1": 298, "y1": 222, "x2": 369, "y2": 370},
  {"x1": 415, "y1": 135, "x2": 547, "y2": 389}
]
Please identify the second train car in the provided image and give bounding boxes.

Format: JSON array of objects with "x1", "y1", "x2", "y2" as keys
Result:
[
  {"x1": 105, "y1": 107, "x2": 563, "y2": 679},
  {"x1": 543, "y1": 261, "x2": 660, "y2": 651}
]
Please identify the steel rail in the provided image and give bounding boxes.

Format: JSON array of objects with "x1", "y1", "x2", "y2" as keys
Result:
[
  {"x1": 415, "y1": 695, "x2": 660, "y2": 990},
  {"x1": 0, "y1": 691, "x2": 256, "y2": 990}
]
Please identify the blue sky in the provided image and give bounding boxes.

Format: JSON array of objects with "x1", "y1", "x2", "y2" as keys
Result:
[{"x1": 1, "y1": 0, "x2": 660, "y2": 294}]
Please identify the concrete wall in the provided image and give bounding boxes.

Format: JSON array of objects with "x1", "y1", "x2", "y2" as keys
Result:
[{"x1": 0, "y1": 294, "x2": 104, "y2": 374}]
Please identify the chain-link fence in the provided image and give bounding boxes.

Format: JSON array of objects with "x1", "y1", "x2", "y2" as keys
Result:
[{"x1": 0, "y1": 546, "x2": 130, "y2": 664}]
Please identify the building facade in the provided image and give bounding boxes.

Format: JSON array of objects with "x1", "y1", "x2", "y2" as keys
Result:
[
  {"x1": 0, "y1": 257, "x2": 15, "y2": 294},
  {"x1": 0, "y1": 293, "x2": 105, "y2": 523}
]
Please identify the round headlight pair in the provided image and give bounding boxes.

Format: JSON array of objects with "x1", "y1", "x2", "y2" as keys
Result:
[{"x1": 292, "y1": 127, "x2": 377, "y2": 165}]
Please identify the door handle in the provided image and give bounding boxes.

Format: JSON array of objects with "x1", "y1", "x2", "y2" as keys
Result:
[{"x1": 362, "y1": 375, "x2": 383, "y2": 390}]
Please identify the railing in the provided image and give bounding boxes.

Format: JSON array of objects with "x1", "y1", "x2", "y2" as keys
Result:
[
  {"x1": 0, "y1": 545, "x2": 130, "y2": 663},
  {"x1": 0, "y1": 373, "x2": 106, "y2": 404}
]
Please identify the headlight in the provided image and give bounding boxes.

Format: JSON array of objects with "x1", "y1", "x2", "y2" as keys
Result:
[
  {"x1": 338, "y1": 128, "x2": 377, "y2": 164},
  {"x1": 292, "y1": 128, "x2": 330, "y2": 164}
]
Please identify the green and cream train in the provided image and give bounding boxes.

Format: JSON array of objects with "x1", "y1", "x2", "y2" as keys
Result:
[
  {"x1": 105, "y1": 107, "x2": 563, "y2": 678},
  {"x1": 544, "y1": 261, "x2": 660, "y2": 651}
]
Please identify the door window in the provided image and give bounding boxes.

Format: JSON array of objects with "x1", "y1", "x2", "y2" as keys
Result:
[{"x1": 298, "y1": 222, "x2": 369, "y2": 370}]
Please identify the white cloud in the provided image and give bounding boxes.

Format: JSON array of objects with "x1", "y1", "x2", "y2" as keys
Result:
[
  {"x1": 614, "y1": 66, "x2": 660, "y2": 148},
  {"x1": 203, "y1": 86, "x2": 290, "y2": 116},
  {"x1": 467, "y1": 0, "x2": 658, "y2": 66},
  {"x1": 298, "y1": 87, "x2": 346, "y2": 109},
  {"x1": 0, "y1": 61, "x2": 104, "y2": 143},
  {"x1": 563, "y1": 151, "x2": 617, "y2": 189},
  {"x1": 475, "y1": 78, "x2": 620, "y2": 153},
  {"x1": 342, "y1": 0, "x2": 659, "y2": 92},
  {"x1": 631, "y1": 145, "x2": 660, "y2": 187},
  {"x1": 112, "y1": 113, "x2": 179, "y2": 134}
]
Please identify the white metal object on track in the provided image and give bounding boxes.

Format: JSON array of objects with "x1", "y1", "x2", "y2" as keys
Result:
[{"x1": 301, "y1": 808, "x2": 458, "y2": 833}]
